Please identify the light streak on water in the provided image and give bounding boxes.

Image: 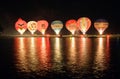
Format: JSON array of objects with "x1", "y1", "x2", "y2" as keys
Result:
[
  {"x1": 93, "y1": 37, "x2": 110, "y2": 78},
  {"x1": 13, "y1": 37, "x2": 110, "y2": 79}
]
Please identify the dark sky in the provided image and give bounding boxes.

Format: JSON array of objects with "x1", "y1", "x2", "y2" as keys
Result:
[{"x1": 0, "y1": 0, "x2": 120, "y2": 34}]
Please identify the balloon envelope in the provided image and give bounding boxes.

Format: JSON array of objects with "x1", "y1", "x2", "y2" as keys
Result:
[
  {"x1": 15, "y1": 18, "x2": 27, "y2": 35},
  {"x1": 65, "y1": 19, "x2": 77, "y2": 35},
  {"x1": 27, "y1": 21, "x2": 37, "y2": 34},
  {"x1": 94, "y1": 19, "x2": 109, "y2": 35},
  {"x1": 77, "y1": 17, "x2": 91, "y2": 34},
  {"x1": 51, "y1": 20, "x2": 63, "y2": 35},
  {"x1": 37, "y1": 20, "x2": 49, "y2": 35}
]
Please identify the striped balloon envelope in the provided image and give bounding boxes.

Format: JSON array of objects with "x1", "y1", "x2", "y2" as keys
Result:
[
  {"x1": 94, "y1": 19, "x2": 109, "y2": 35},
  {"x1": 77, "y1": 17, "x2": 91, "y2": 35},
  {"x1": 51, "y1": 20, "x2": 63, "y2": 35}
]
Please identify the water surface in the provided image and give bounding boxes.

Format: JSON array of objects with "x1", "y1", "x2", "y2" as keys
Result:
[{"x1": 0, "y1": 36, "x2": 120, "y2": 79}]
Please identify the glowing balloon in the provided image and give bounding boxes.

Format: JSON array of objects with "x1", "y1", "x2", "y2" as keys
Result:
[
  {"x1": 77, "y1": 17, "x2": 91, "y2": 34},
  {"x1": 51, "y1": 20, "x2": 63, "y2": 35},
  {"x1": 27, "y1": 21, "x2": 37, "y2": 34},
  {"x1": 37, "y1": 20, "x2": 48, "y2": 35},
  {"x1": 65, "y1": 19, "x2": 77, "y2": 35},
  {"x1": 94, "y1": 19, "x2": 109, "y2": 35},
  {"x1": 15, "y1": 18, "x2": 27, "y2": 35}
]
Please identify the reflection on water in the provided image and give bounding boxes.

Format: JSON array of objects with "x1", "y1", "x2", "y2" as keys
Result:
[
  {"x1": 14, "y1": 37, "x2": 51, "y2": 76},
  {"x1": 51, "y1": 37, "x2": 64, "y2": 72},
  {"x1": 37, "y1": 37, "x2": 51, "y2": 72},
  {"x1": 78, "y1": 37, "x2": 92, "y2": 68},
  {"x1": 27, "y1": 37, "x2": 39, "y2": 72},
  {"x1": 66, "y1": 37, "x2": 76, "y2": 65},
  {"x1": 78, "y1": 37, "x2": 92, "y2": 76},
  {"x1": 65, "y1": 37, "x2": 93, "y2": 78},
  {"x1": 93, "y1": 37, "x2": 110, "y2": 78},
  {"x1": 13, "y1": 37, "x2": 110, "y2": 78},
  {"x1": 14, "y1": 37, "x2": 29, "y2": 72}
]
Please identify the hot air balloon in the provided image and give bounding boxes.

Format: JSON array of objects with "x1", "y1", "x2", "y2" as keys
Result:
[
  {"x1": 27, "y1": 21, "x2": 37, "y2": 34},
  {"x1": 94, "y1": 19, "x2": 109, "y2": 35},
  {"x1": 77, "y1": 17, "x2": 91, "y2": 35},
  {"x1": 15, "y1": 18, "x2": 27, "y2": 35},
  {"x1": 65, "y1": 19, "x2": 77, "y2": 35},
  {"x1": 51, "y1": 20, "x2": 63, "y2": 35},
  {"x1": 37, "y1": 20, "x2": 48, "y2": 35}
]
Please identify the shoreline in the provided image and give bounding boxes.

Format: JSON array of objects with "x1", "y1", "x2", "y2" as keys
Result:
[{"x1": 1, "y1": 34, "x2": 120, "y2": 38}]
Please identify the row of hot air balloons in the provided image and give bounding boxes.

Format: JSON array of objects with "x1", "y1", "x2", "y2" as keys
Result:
[{"x1": 15, "y1": 17, "x2": 109, "y2": 35}]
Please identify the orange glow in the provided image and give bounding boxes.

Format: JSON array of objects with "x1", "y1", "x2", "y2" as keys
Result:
[
  {"x1": 54, "y1": 37, "x2": 61, "y2": 48},
  {"x1": 94, "y1": 38, "x2": 105, "y2": 70},
  {"x1": 14, "y1": 37, "x2": 51, "y2": 73},
  {"x1": 28, "y1": 37, "x2": 36, "y2": 53},
  {"x1": 37, "y1": 20, "x2": 49, "y2": 35},
  {"x1": 93, "y1": 38, "x2": 110, "y2": 72},
  {"x1": 66, "y1": 37, "x2": 77, "y2": 72},
  {"x1": 14, "y1": 37, "x2": 29, "y2": 72},
  {"x1": 37, "y1": 37, "x2": 51, "y2": 70},
  {"x1": 77, "y1": 17, "x2": 91, "y2": 35},
  {"x1": 94, "y1": 19, "x2": 109, "y2": 35},
  {"x1": 15, "y1": 18, "x2": 27, "y2": 35},
  {"x1": 70, "y1": 37, "x2": 76, "y2": 48},
  {"x1": 65, "y1": 19, "x2": 77, "y2": 35},
  {"x1": 27, "y1": 21, "x2": 37, "y2": 34},
  {"x1": 106, "y1": 36, "x2": 110, "y2": 63},
  {"x1": 26, "y1": 37, "x2": 40, "y2": 71},
  {"x1": 78, "y1": 38, "x2": 92, "y2": 68}
]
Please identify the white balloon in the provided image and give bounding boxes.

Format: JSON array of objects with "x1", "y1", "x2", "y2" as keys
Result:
[{"x1": 27, "y1": 21, "x2": 37, "y2": 34}]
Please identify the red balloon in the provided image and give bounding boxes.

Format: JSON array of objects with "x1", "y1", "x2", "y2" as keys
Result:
[
  {"x1": 65, "y1": 19, "x2": 77, "y2": 34},
  {"x1": 37, "y1": 20, "x2": 49, "y2": 35},
  {"x1": 77, "y1": 17, "x2": 91, "y2": 34},
  {"x1": 15, "y1": 18, "x2": 27, "y2": 35}
]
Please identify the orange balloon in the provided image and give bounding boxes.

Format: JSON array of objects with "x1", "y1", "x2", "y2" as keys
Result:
[
  {"x1": 77, "y1": 17, "x2": 91, "y2": 34},
  {"x1": 94, "y1": 19, "x2": 109, "y2": 35}
]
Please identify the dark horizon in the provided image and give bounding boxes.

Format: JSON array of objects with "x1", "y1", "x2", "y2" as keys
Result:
[{"x1": 0, "y1": 0, "x2": 120, "y2": 34}]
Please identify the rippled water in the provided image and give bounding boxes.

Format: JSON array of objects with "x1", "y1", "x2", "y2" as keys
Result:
[{"x1": 0, "y1": 36, "x2": 120, "y2": 79}]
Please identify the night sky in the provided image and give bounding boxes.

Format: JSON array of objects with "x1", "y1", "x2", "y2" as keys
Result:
[{"x1": 0, "y1": 0, "x2": 120, "y2": 34}]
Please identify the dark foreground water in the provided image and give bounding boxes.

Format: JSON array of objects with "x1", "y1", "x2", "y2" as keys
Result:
[{"x1": 0, "y1": 36, "x2": 120, "y2": 79}]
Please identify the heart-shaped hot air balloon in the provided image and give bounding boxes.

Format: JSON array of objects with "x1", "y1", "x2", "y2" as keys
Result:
[
  {"x1": 65, "y1": 19, "x2": 77, "y2": 35},
  {"x1": 15, "y1": 18, "x2": 27, "y2": 35},
  {"x1": 77, "y1": 17, "x2": 91, "y2": 35},
  {"x1": 27, "y1": 21, "x2": 37, "y2": 34},
  {"x1": 51, "y1": 20, "x2": 63, "y2": 35},
  {"x1": 94, "y1": 19, "x2": 109, "y2": 35},
  {"x1": 37, "y1": 20, "x2": 49, "y2": 35}
]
